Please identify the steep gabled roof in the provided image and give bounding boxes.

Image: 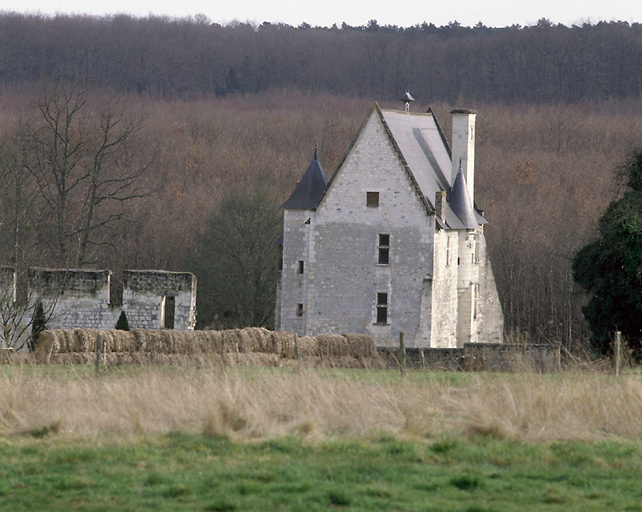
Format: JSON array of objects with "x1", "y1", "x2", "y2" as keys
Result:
[
  {"x1": 281, "y1": 146, "x2": 328, "y2": 210},
  {"x1": 315, "y1": 103, "x2": 486, "y2": 229}
]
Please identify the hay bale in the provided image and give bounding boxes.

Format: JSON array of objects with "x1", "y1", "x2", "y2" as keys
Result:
[
  {"x1": 316, "y1": 334, "x2": 349, "y2": 357},
  {"x1": 342, "y1": 333, "x2": 377, "y2": 358},
  {"x1": 74, "y1": 329, "x2": 97, "y2": 352},
  {"x1": 297, "y1": 336, "x2": 317, "y2": 358}
]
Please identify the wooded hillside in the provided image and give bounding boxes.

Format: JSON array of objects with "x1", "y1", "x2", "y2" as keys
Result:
[
  {"x1": 2, "y1": 14, "x2": 642, "y2": 103},
  {"x1": 1, "y1": 13, "x2": 642, "y2": 351}
]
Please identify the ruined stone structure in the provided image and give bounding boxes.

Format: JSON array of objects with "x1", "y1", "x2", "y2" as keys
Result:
[
  {"x1": 2, "y1": 267, "x2": 197, "y2": 333},
  {"x1": 276, "y1": 102, "x2": 503, "y2": 348}
]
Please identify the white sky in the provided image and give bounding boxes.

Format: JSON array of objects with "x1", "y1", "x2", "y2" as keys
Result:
[{"x1": 1, "y1": 0, "x2": 641, "y2": 28}]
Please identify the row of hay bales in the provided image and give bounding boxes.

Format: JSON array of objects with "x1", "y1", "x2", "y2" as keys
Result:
[{"x1": 34, "y1": 328, "x2": 380, "y2": 367}]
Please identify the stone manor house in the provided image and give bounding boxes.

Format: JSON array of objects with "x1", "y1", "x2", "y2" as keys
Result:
[{"x1": 275, "y1": 100, "x2": 504, "y2": 348}]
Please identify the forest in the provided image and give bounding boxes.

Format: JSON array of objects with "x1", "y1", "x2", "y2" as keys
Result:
[{"x1": 1, "y1": 13, "x2": 642, "y2": 352}]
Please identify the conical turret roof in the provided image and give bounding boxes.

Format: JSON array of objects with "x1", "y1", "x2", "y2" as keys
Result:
[
  {"x1": 448, "y1": 164, "x2": 478, "y2": 229},
  {"x1": 281, "y1": 146, "x2": 328, "y2": 210}
]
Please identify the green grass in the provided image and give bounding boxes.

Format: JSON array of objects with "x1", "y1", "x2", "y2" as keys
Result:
[{"x1": 1, "y1": 434, "x2": 642, "y2": 511}]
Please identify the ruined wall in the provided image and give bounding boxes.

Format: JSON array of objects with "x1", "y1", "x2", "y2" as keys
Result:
[
  {"x1": 0, "y1": 268, "x2": 196, "y2": 342},
  {"x1": 30, "y1": 268, "x2": 115, "y2": 330},
  {"x1": 123, "y1": 270, "x2": 197, "y2": 330}
]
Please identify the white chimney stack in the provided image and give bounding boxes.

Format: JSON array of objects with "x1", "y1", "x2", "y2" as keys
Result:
[{"x1": 451, "y1": 109, "x2": 477, "y2": 204}]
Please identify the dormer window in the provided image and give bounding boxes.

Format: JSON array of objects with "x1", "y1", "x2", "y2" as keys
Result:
[{"x1": 366, "y1": 191, "x2": 379, "y2": 207}]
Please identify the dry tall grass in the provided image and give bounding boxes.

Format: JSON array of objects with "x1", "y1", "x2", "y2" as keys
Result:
[{"x1": 1, "y1": 367, "x2": 641, "y2": 442}]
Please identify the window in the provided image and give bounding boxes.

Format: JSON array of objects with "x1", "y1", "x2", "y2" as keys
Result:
[
  {"x1": 366, "y1": 191, "x2": 379, "y2": 207},
  {"x1": 297, "y1": 303, "x2": 304, "y2": 317},
  {"x1": 378, "y1": 234, "x2": 390, "y2": 264},
  {"x1": 446, "y1": 236, "x2": 451, "y2": 266},
  {"x1": 376, "y1": 293, "x2": 388, "y2": 324},
  {"x1": 473, "y1": 283, "x2": 480, "y2": 320},
  {"x1": 278, "y1": 245, "x2": 283, "y2": 270},
  {"x1": 298, "y1": 260, "x2": 304, "y2": 274}
]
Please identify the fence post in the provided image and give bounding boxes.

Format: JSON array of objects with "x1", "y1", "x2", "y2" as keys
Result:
[
  {"x1": 399, "y1": 332, "x2": 406, "y2": 375},
  {"x1": 294, "y1": 333, "x2": 301, "y2": 369},
  {"x1": 276, "y1": 338, "x2": 281, "y2": 367},
  {"x1": 614, "y1": 331, "x2": 622, "y2": 376}
]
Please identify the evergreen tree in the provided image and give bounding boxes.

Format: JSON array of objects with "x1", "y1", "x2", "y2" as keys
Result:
[
  {"x1": 193, "y1": 188, "x2": 282, "y2": 329},
  {"x1": 115, "y1": 311, "x2": 130, "y2": 331},
  {"x1": 573, "y1": 148, "x2": 642, "y2": 354},
  {"x1": 30, "y1": 301, "x2": 47, "y2": 352}
]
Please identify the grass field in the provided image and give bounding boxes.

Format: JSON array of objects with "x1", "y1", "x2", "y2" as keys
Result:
[{"x1": 1, "y1": 366, "x2": 642, "y2": 510}]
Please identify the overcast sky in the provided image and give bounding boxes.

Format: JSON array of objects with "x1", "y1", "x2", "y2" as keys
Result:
[{"x1": 1, "y1": 0, "x2": 641, "y2": 28}]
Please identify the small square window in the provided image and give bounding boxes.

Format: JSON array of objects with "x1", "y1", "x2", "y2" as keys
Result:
[
  {"x1": 298, "y1": 260, "x2": 304, "y2": 274},
  {"x1": 366, "y1": 191, "x2": 379, "y2": 207},
  {"x1": 297, "y1": 303, "x2": 304, "y2": 317}
]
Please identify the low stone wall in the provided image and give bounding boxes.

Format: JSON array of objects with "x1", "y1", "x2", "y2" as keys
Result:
[{"x1": 377, "y1": 343, "x2": 561, "y2": 372}]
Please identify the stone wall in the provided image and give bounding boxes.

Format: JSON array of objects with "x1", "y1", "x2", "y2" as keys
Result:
[
  {"x1": 122, "y1": 270, "x2": 197, "y2": 330},
  {"x1": 301, "y1": 111, "x2": 435, "y2": 346},
  {"x1": 1, "y1": 267, "x2": 197, "y2": 341},
  {"x1": 377, "y1": 343, "x2": 561, "y2": 372}
]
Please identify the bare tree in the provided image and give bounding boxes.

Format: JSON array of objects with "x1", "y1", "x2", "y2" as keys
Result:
[
  {"x1": 0, "y1": 267, "x2": 57, "y2": 354},
  {"x1": 25, "y1": 79, "x2": 154, "y2": 267}
]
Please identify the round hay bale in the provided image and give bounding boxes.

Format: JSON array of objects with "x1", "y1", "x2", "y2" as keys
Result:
[
  {"x1": 315, "y1": 334, "x2": 348, "y2": 357},
  {"x1": 342, "y1": 333, "x2": 376, "y2": 358},
  {"x1": 74, "y1": 328, "x2": 97, "y2": 352}
]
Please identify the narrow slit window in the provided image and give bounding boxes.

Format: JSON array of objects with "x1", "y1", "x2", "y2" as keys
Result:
[
  {"x1": 376, "y1": 292, "x2": 388, "y2": 324},
  {"x1": 378, "y1": 234, "x2": 390, "y2": 265},
  {"x1": 366, "y1": 191, "x2": 379, "y2": 207},
  {"x1": 297, "y1": 303, "x2": 304, "y2": 317},
  {"x1": 298, "y1": 260, "x2": 304, "y2": 274},
  {"x1": 446, "y1": 236, "x2": 451, "y2": 266}
]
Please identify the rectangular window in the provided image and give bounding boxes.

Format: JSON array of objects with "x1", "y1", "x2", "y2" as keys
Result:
[
  {"x1": 366, "y1": 191, "x2": 379, "y2": 207},
  {"x1": 298, "y1": 260, "x2": 304, "y2": 274},
  {"x1": 378, "y1": 234, "x2": 390, "y2": 265},
  {"x1": 376, "y1": 293, "x2": 388, "y2": 324},
  {"x1": 297, "y1": 303, "x2": 304, "y2": 317},
  {"x1": 278, "y1": 245, "x2": 283, "y2": 271}
]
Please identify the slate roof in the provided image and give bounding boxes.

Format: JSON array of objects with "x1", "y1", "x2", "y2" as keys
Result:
[
  {"x1": 285, "y1": 104, "x2": 486, "y2": 229},
  {"x1": 281, "y1": 146, "x2": 328, "y2": 210},
  {"x1": 378, "y1": 105, "x2": 486, "y2": 229},
  {"x1": 448, "y1": 166, "x2": 478, "y2": 229}
]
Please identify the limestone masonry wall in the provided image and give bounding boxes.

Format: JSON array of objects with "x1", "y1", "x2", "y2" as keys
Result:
[{"x1": 3, "y1": 267, "x2": 196, "y2": 335}]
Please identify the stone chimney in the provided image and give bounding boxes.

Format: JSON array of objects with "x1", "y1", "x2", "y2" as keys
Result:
[
  {"x1": 435, "y1": 190, "x2": 446, "y2": 222},
  {"x1": 451, "y1": 109, "x2": 477, "y2": 203}
]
